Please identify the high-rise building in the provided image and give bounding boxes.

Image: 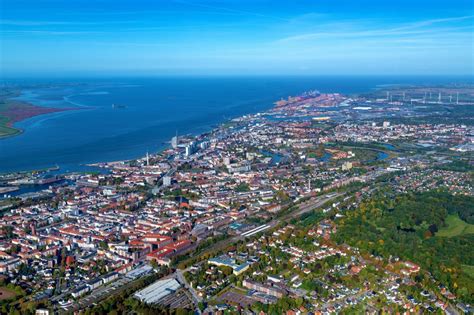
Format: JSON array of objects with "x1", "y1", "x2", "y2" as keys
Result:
[
  {"x1": 199, "y1": 141, "x2": 210, "y2": 150},
  {"x1": 185, "y1": 142, "x2": 196, "y2": 157}
]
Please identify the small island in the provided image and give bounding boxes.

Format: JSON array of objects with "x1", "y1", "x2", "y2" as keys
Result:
[{"x1": 0, "y1": 88, "x2": 74, "y2": 138}]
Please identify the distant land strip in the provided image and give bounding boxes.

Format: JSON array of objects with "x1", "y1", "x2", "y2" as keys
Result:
[{"x1": 0, "y1": 89, "x2": 76, "y2": 139}]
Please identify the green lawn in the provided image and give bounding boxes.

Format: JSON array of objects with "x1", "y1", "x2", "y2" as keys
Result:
[
  {"x1": 462, "y1": 265, "x2": 474, "y2": 278},
  {"x1": 437, "y1": 214, "x2": 474, "y2": 237}
]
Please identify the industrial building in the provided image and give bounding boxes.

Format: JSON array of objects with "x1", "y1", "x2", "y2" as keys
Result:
[{"x1": 134, "y1": 278, "x2": 181, "y2": 304}]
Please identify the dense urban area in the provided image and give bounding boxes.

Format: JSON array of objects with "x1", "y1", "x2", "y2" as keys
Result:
[{"x1": 0, "y1": 85, "x2": 473, "y2": 315}]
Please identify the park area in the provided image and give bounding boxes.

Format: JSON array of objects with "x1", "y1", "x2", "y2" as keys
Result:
[
  {"x1": 0, "y1": 287, "x2": 18, "y2": 300},
  {"x1": 437, "y1": 215, "x2": 474, "y2": 237}
]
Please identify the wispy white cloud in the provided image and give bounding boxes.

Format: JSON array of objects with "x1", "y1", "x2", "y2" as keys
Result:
[
  {"x1": 276, "y1": 15, "x2": 474, "y2": 42},
  {"x1": 1, "y1": 30, "x2": 105, "y2": 35},
  {"x1": 389, "y1": 15, "x2": 474, "y2": 31},
  {"x1": 172, "y1": 0, "x2": 291, "y2": 22},
  {"x1": 0, "y1": 20, "x2": 71, "y2": 26},
  {"x1": 0, "y1": 19, "x2": 168, "y2": 27}
]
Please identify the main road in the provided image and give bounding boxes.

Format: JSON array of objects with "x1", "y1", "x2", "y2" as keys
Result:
[{"x1": 176, "y1": 268, "x2": 203, "y2": 314}]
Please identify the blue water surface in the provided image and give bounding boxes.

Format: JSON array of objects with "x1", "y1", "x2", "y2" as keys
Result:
[{"x1": 1, "y1": 76, "x2": 471, "y2": 173}]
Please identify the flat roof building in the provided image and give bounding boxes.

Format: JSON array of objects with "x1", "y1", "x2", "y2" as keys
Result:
[
  {"x1": 134, "y1": 278, "x2": 181, "y2": 304},
  {"x1": 208, "y1": 255, "x2": 250, "y2": 275}
]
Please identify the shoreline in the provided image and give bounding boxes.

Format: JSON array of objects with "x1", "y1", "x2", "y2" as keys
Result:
[
  {"x1": 0, "y1": 88, "x2": 79, "y2": 139},
  {"x1": 0, "y1": 83, "x2": 274, "y2": 174},
  {"x1": 4, "y1": 78, "x2": 468, "y2": 174},
  {"x1": 1, "y1": 106, "x2": 78, "y2": 138},
  {"x1": 0, "y1": 85, "x2": 394, "y2": 174}
]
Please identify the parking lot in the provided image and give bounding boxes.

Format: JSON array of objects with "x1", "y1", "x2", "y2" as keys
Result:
[{"x1": 61, "y1": 277, "x2": 133, "y2": 312}]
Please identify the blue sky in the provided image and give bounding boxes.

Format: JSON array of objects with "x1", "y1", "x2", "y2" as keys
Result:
[{"x1": 0, "y1": 0, "x2": 473, "y2": 76}]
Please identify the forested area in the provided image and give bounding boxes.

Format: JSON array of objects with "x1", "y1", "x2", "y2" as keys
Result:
[{"x1": 334, "y1": 191, "x2": 474, "y2": 303}]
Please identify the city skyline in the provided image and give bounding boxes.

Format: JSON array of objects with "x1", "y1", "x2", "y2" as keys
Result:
[{"x1": 1, "y1": 0, "x2": 473, "y2": 77}]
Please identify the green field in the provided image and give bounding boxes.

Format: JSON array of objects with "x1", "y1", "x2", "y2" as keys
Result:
[
  {"x1": 0, "y1": 287, "x2": 18, "y2": 301},
  {"x1": 437, "y1": 214, "x2": 474, "y2": 237},
  {"x1": 461, "y1": 264, "x2": 474, "y2": 278}
]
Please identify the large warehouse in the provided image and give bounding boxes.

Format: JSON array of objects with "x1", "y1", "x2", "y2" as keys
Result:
[{"x1": 133, "y1": 278, "x2": 181, "y2": 304}]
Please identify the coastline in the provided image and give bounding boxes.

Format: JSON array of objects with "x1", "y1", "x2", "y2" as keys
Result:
[
  {"x1": 0, "y1": 80, "x2": 274, "y2": 173},
  {"x1": 0, "y1": 88, "x2": 77, "y2": 139},
  {"x1": 3, "y1": 76, "x2": 469, "y2": 174}
]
